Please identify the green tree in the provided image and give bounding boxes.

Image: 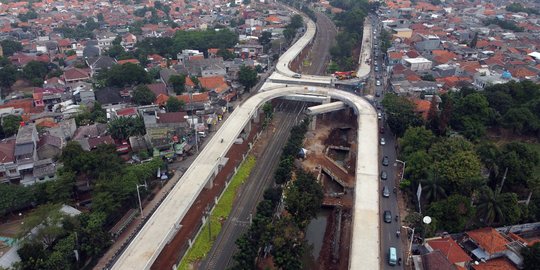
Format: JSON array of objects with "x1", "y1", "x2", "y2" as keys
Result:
[
  {"x1": 382, "y1": 94, "x2": 423, "y2": 137},
  {"x1": 426, "y1": 194, "x2": 474, "y2": 233},
  {"x1": 0, "y1": 40, "x2": 23, "y2": 56},
  {"x1": 132, "y1": 85, "x2": 156, "y2": 105},
  {"x1": 0, "y1": 65, "x2": 18, "y2": 88},
  {"x1": 166, "y1": 96, "x2": 184, "y2": 112},
  {"x1": 23, "y1": 61, "x2": 48, "y2": 83},
  {"x1": 522, "y1": 242, "x2": 540, "y2": 270},
  {"x1": 421, "y1": 172, "x2": 447, "y2": 203},
  {"x1": 2, "y1": 114, "x2": 22, "y2": 137},
  {"x1": 476, "y1": 187, "x2": 505, "y2": 226},
  {"x1": 404, "y1": 150, "x2": 432, "y2": 182},
  {"x1": 168, "y1": 74, "x2": 186, "y2": 94},
  {"x1": 497, "y1": 142, "x2": 539, "y2": 190},
  {"x1": 106, "y1": 44, "x2": 125, "y2": 58},
  {"x1": 18, "y1": 204, "x2": 68, "y2": 247},
  {"x1": 433, "y1": 150, "x2": 483, "y2": 195},
  {"x1": 108, "y1": 116, "x2": 146, "y2": 140},
  {"x1": 0, "y1": 184, "x2": 34, "y2": 216},
  {"x1": 284, "y1": 170, "x2": 323, "y2": 228},
  {"x1": 288, "y1": 14, "x2": 303, "y2": 29},
  {"x1": 398, "y1": 126, "x2": 435, "y2": 159},
  {"x1": 502, "y1": 107, "x2": 538, "y2": 134},
  {"x1": 238, "y1": 65, "x2": 258, "y2": 92},
  {"x1": 106, "y1": 63, "x2": 150, "y2": 87},
  {"x1": 45, "y1": 169, "x2": 76, "y2": 203},
  {"x1": 271, "y1": 217, "x2": 304, "y2": 270},
  {"x1": 217, "y1": 48, "x2": 236, "y2": 60},
  {"x1": 259, "y1": 31, "x2": 272, "y2": 45}
]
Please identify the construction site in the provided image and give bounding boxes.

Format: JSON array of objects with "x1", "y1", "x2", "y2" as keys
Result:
[{"x1": 301, "y1": 107, "x2": 358, "y2": 270}]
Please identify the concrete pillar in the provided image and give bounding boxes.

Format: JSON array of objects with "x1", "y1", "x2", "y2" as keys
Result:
[
  {"x1": 253, "y1": 109, "x2": 260, "y2": 123},
  {"x1": 244, "y1": 120, "x2": 252, "y2": 134},
  {"x1": 309, "y1": 116, "x2": 317, "y2": 130},
  {"x1": 323, "y1": 96, "x2": 331, "y2": 104},
  {"x1": 205, "y1": 175, "x2": 214, "y2": 189}
]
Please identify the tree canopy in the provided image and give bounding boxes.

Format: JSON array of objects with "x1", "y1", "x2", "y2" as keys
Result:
[
  {"x1": 238, "y1": 65, "x2": 258, "y2": 92},
  {"x1": 132, "y1": 85, "x2": 156, "y2": 105}
]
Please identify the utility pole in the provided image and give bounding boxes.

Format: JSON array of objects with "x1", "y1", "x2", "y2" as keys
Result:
[
  {"x1": 136, "y1": 182, "x2": 148, "y2": 218},
  {"x1": 205, "y1": 205, "x2": 212, "y2": 240},
  {"x1": 190, "y1": 92, "x2": 198, "y2": 154},
  {"x1": 498, "y1": 167, "x2": 508, "y2": 195}
]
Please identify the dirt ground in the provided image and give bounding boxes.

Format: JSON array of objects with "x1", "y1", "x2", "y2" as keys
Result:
[{"x1": 299, "y1": 110, "x2": 358, "y2": 270}]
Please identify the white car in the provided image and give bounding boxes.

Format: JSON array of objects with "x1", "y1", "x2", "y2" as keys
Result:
[
  {"x1": 380, "y1": 137, "x2": 386, "y2": 145},
  {"x1": 376, "y1": 80, "x2": 381, "y2": 86}
]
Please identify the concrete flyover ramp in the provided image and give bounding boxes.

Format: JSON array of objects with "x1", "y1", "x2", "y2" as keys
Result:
[{"x1": 111, "y1": 85, "x2": 380, "y2": 270}]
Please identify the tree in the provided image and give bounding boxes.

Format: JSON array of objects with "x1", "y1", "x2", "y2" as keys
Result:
[
  {"x1": 382, "y1": 94, "x2": 423, "y2": 137},
  {"x1": 106, "y1": 44, "x2": 125, "y2": 58},
  {"x1": 2, "y1": 114, "x2": 22, "y2": 137},
  {"x1": 238, "y1": 65, "x2": 258, "y2": 92},
  {"x1": 433, "y1": 150, "x2": 483, "y2": 195},
  {"x1": 502, "y1": 107, "x2": 538, "y2": 134},
  {"x1": 18, "y1": 204, "x2": 69, "y2": 248},
  {"x1": 271, "y1": 217, "x2": 304, "y2": 270},
  {"x1": 259, "y1": 31, "x2": 272, "y2": 46},
  {"x1": 168, "y1": 74, "x2": 186, "y2": 94},
  {"x1": 497, "y1": 142, "x2": 539, "y2": 190},
  {"x1": 421, "y1": 172, "x2": 447, "y2": 203},
  {"x1": 288, "y1": 14, "x2": 304, "y2": 30},
  {"x1": 106, "y1": 63, "x2": 150, "y2": 87},
  {"x1": 97, "y1": 13, "x2": 105, "y2": 22},
  {"x1": 0, "y1": 64, "x2": 17, "y2": 89},
  {"x1": 476, "y1": 187, "x2": 505, "y2": 226},
  {"x1": 108, "y1": 116, "x2": 146, "y2": 140},
  {"x1": 23, "y1": 61, "x2": 48, "y2": 83},
  {"x1": 45, "y1": 169, "x2": 76, "y2": 203},
  {"x1": 426, "y1": 194, "x2": 475, "y2": 233},
  {"x1": 404, "y1": 150, "x2": 432, "y2": 182},
  {"x1": 0, "y1": 40, "x2": 23, "y2": 56},
  {"x1": 132, "y1": 85, "x2": 156, "y2": 105},
  {"x1": 284, "y1": 170, "x2": 323, "y2": 228},
  {"x1": 217, "y1": 48, "x2": 236, "y2": 60},
  {"x1": 0, "y1": 184, "x2": 34, "y2": 217},
  {"x1": 166, "y1": 96, "x2": 184, "y2": 112},
  {"x1": 398, "y1": 127, "x2": 435, "y2": 159},
  {"x1": 522, "y1": 242, "x2": 540, "y2": 270}
]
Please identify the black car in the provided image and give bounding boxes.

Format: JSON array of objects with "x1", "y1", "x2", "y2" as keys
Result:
[
  {"x1": 380, "y1": 171, "x2": 388, "y2": 180},
  {"x1": 375, "y1": 91, "x2": 381, "y2": 97},
  {"x1": 382, "y1": 156, "x2": 389, "y2": 166},
  {"x1": 384, "y1": 210, "x2": 392, "y2": 223}
]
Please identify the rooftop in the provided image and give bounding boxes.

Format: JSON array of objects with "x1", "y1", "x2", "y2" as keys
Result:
[
  {"x1": 427, "y1": 237, "x2": 472, "y2": 264},
  {"x1": 467, "y1": 227, "x2": 509, "y2": 255}
]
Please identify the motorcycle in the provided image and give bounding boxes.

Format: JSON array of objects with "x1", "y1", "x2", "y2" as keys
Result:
[
  {"x1": 396, "y1": 230, "x2": 400, "y2": 238},
  {"x1": 395, "y1": 215, "x2": 398, "y2": 222},
  {"x1": 398, "y1": 258, "x2": 402, "y2": 265}
]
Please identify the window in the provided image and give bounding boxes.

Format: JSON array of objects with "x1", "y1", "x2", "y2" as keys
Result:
[{"x1": 9, "y1": 169, "x2": 17, "y2": 174}]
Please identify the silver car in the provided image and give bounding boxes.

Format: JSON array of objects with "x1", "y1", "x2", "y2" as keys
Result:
[{"x1": 382, "y1": 186, "x2": 390, "y2": 197}]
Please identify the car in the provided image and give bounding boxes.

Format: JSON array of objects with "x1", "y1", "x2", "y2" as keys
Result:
[
  {"x1": 380, "y1": 137, "x2": 386, "y2": 145},
  {"x1": 375, "y1": 91, "x2": 381, "y2": 97},
  {"x1": 292, "y1": 73, "x2": 302, "y2": 78},
  {"x1": 375, "y1": 67, "x2": 379, "y2": 72},
  {"x1": 377, "y1": 112, "x2": 382, "y2": 119},
  {"x1": 380, "y1": 126, "x2": 385, "y2": 134},
  {"x1": 376, "y1": 80, "x2": 381, "y2": 86},
  {"x1": 382, "y1": 156, "x2": 389, "y2": 166},
  {"x1": 380, "y1": 171, "x2": 388, "y2": 180},
  {"x1": 384, "y1": 210, "x2": 392, "y2": 223},
  {"x1": 382, "y1": 186, "x2": 390, "y2": 197}
]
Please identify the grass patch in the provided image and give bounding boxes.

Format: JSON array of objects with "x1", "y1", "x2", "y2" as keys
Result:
[
  {"x1": 178, "y1": 156, "x2": 257, "y2": 270},
  {"x1": 303, "y1": 59, "x2": 311, "y2": 67}
]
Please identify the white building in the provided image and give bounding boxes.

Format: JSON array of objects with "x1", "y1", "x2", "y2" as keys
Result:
[{"x1": 402, "y1": 57, "x2": 432, "y2": 71}]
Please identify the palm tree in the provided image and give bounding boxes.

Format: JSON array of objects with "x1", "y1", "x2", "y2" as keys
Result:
[
  {"x1": 476, "y1": 187, "x2": 504, "y2": 226},
  {"x1": 421, "y1": 172, "x2": 447, "y2": 203}
]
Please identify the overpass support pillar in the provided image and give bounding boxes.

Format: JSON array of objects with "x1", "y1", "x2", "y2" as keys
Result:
[
  {"x1": 253, "y1": 109, "x2": 260, "y2": 123},
  {"x1": 244, "y1": 120, "x2": 252, "y2": 134},
  {"x1": 309, "y1": 116, "x2": 317, "y2": 130},
  {"x1": 323, "y1": 96, "x2": 331, "y2": 104}
]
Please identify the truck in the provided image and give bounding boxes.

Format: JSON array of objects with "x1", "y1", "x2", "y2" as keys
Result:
[{"x1": 334, "y1": 71, "x2": 356, "y2": 80}]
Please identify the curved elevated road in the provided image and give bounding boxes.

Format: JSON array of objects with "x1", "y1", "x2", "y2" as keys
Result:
[{"x1": 111, "y1": 7, "x2": 380, "y2": 270}]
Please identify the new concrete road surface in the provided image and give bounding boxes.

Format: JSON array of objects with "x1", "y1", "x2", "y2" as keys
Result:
[
  {"x1": 303, "y1": 12, "x2": 337, "y2": 75},
  {"x1": 200, "y1": 101, "x2": 307, "y2": 269}
]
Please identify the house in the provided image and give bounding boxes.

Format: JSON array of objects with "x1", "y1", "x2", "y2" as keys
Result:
[
  {"x1": 63, "y1": 68, "x2": 90, "y2": 84},
  {"x1": 461, "y1": 227, "x2": 524, "y2": 268},
  {"x1": 32, "y1": 158, "x2": 57, "y2": 183},
  {"x1": 176, "y1": 92, "x2": 210, "y2": 111},
  {"x1": 402, "y1": 57, "x2": 432, "y2": 72},
  {"x1": 121, "y1": 33, "x2": 137, "y2": 50},
  {"x1": 47, "y1": 119, "x2": 77, "y2": 141},
  {"x1": 234, "y1": 44, "x2": 264, "y2": 59},
  {"x1": 425, "y1": 237, "x2": 472, "y2": 268},
  {"x1": 391, "y1": 28, "x2": 413, "y2": 39},
  {"x1": 113, "y1": 107, "x2": 139, "y2": 118},
  {"x1": 0, "y1": 139, "x2": 19, "y2": 183},
  {"x1": 37, "y1": 134, "x2": 63, "y2": 160},
  {"x1": 473, "y1": 69, "x2": 513, "y2": 89},
  {"x1": 86, "y1": 56, "x2": 117, "y2": 77},
  {"x1": 96, "y1": 31, "x2": 117, "y2": 50},
  {"x1": 413, "y1": 34, "x2": 441, "y2": 52},
  {"x1": 199, "y1": 76, "x2": 230, "y2": 95},
  {"x1": 14, "y1": 124, "x2": 39, "y2": 184},
  {"x1": 146, "y1": 82, "x2": 168, "y2": 97},
  {"x1": 72, "y1": 83, "x2": 96, "y2": 106}
]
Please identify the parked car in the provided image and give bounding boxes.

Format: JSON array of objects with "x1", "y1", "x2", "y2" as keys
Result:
[
  {"x1": 384, "y1": 210, "x2": 392, "y2": 223},
  {"x1": 378, "y1": 112, "x2": 382, "y2": 120},
  {"x1": 382, "y1": 156, "x2": 389, "y2": 166},
  {"x1": 293, "y1": 73, "x2": 302, "y2": 78},
  {"x1": 382, "y1": 186, "x2": 390, "y2": 197},
  {"x1": 380, "y1": 137, "x2": 386, "y2": 145},
  {"x1": 380, "y1": 171, "x2": 388, "y2": 180},
  {"x1": 376, "y1": 80, "x2": 381, "y2": 86}
]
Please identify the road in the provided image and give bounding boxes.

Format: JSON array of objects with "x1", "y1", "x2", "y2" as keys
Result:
[
  {"x1": 303, "y1": 12, "x2": 337, "y2": 75},
  {"x1": 199, "y1": 101, "x2": 306, "y2": 269},
  {"x1": 371, "y1": 14, "x2": 405, "y2": 269}
]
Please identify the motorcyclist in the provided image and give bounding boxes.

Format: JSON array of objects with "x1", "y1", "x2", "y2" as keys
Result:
[
  {"x1": 396, "y1": 230, "x2": 400, "y2": 237},
  {"x1": 395, "y1": 215, "x2": 398, "y2": 222}
]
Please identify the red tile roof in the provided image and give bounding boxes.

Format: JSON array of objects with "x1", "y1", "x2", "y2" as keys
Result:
[
  {"x1": 472, "y1": 258, "x2": 517, "y2": 270},
  {"x1": 63, "y1": 68, "x2": 90, "y2": 81},
  {"x1": 427, "y1": 237, "x2": 472, "y2": 264},
  {"x1": 116, "y1": 107, "x2": 138, "y2": 116},
  {"x1": 88, "y1": 135, "x2": 115, "y2": 149},
  {"x1": 156, "y1": 112, "x2": 187, "y2": 124},
  {"x1": 0, "y1": 139, "x2": 15, "y2": 164},
  {"x1": 467, "y1": 228, "x2": 509, "y2": 254},
  {"x1": 412, "y1": 98, "x2": 431, "y2": 120},
  {"x1": 117, "y1": 59, "x2": 140, "y2": 65},
  {"x1": 146, "y1": 82, "x2": 167, "y2": 97},
  {"x1": 199, "y1": 76, "x2": 229, "y2": 93},
  {"x1": 176, "y1": 92, "x2": 209, "y2": 103}
]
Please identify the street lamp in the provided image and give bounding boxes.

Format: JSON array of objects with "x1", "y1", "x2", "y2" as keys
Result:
[
  {"x1": 136, "y1": 182, "x2": 148, "y2": 219},
  {"x1": 396, "y1": 159, "x2": 406, "y2": 183},
  {"x1": 402, "y1": 216, "x2": 431, "y2": 266},
  {"x1": 189, "y1": 92, "x2": 199, "y2": 154}
]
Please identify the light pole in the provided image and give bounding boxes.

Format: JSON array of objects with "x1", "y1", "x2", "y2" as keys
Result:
[
  {"x1": 396, "y1": 159, "x2": 406, "y2": 183},
  {"x1": 402, "y1": 216, "x2": 431, "y2": 267},
  {"x1": 136, "y1": 182, "x2": 147, "y2": 218},
  {"x1": 189, "y1": 91, "x2": 198, "y2": 154},
  {"x1": 204, "y1": 205, "x2": 211, "y2": 241}
]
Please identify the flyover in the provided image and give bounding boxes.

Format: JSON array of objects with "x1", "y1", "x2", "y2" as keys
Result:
[{"x1": 112, "y1": 8, "x2": 380, "y2": 270}]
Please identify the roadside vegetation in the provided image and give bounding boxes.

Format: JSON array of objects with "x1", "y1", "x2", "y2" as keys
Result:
[
  {"x1": 231, "y1": 117, "x2": 324, "y2": 269},
  {"x1": 178, "y1": 156, "x2": 257, "y2": 270},
  {"x1": 383, "y1": 80, "x2": 540, "y2": 236}
]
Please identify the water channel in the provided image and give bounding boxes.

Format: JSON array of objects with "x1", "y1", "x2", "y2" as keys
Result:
[{"x1": 302, "y1": 208, "x2": 332, "y2": 268}]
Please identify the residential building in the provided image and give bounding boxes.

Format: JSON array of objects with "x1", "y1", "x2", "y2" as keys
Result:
[
  {"x1": 96, "y1": 31, "x2": 117, "y2": 50},
  {"x1": 402, "y1": 57, "x2": 432, "y2": 71},
  {"x1": 14, "y1": 124, "x2": 39, "y2": 184}
]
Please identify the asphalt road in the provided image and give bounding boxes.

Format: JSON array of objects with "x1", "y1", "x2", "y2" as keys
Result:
[
  {"x1": 370, "y1": 15, "x2": 405, "y2": 269},
  {"x1": 303, "y1": 12, "x2": 337, "y2": 75},
  {"x1": 199, "y1": 101, "x2": 307, "y2": 270}
]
